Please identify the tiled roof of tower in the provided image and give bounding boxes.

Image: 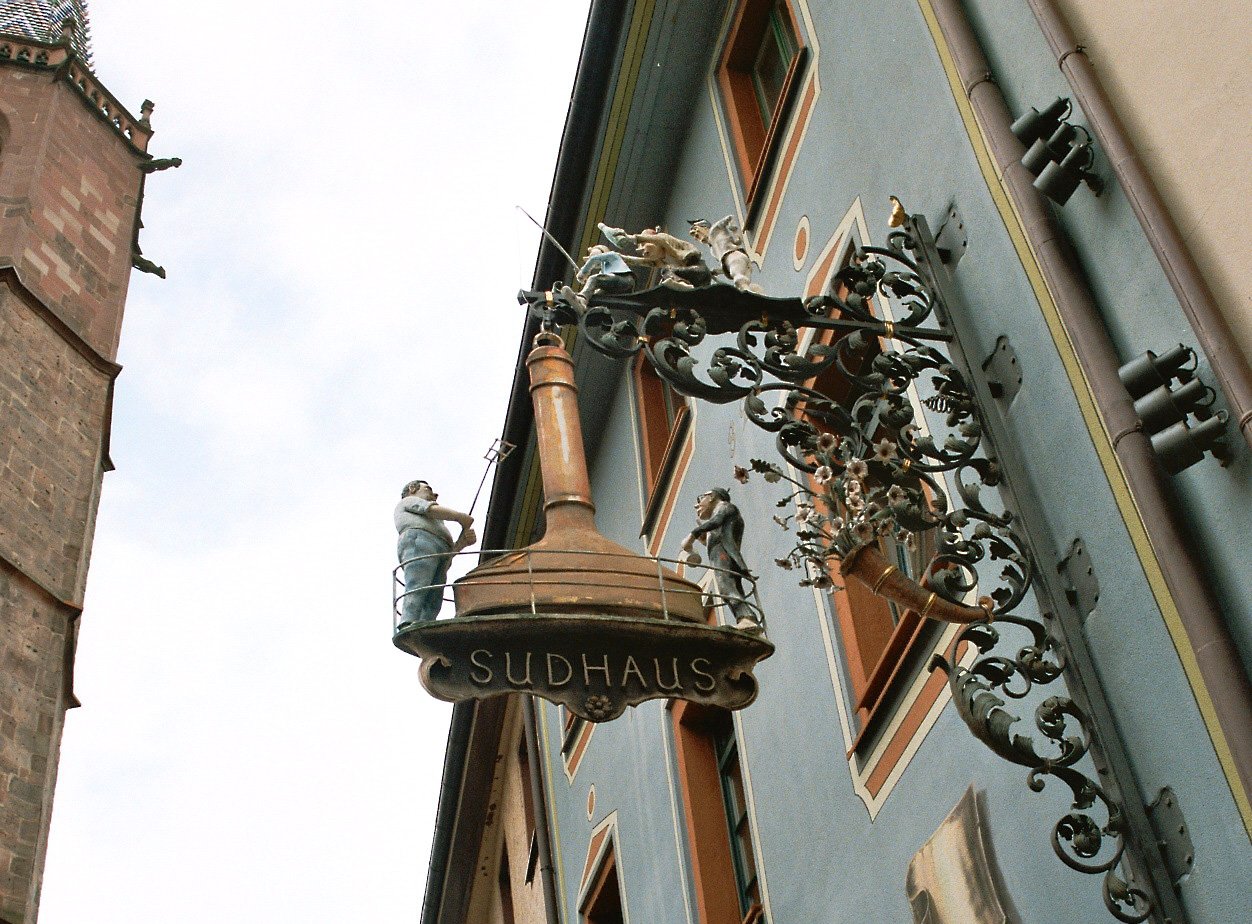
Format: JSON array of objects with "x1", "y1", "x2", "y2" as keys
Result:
[{"x1": 0, "y1": 0, "x2": 93, "y2": 67}]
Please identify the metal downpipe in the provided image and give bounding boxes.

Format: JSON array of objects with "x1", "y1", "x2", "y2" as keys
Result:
[
  {"x1": 523, "y1": 695, "x2": 561, "y2": 924},
  {"x1": 1023, "y1": 0, "x2": 1252, "y2": 449},
  {"x1": 926, "y1": 0, "x2": 1252, "y2": 815}
]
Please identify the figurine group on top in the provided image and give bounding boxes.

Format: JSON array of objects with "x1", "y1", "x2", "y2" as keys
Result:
[{"x1": 560, "y1": 214, "x2": 761, "y2": 313}]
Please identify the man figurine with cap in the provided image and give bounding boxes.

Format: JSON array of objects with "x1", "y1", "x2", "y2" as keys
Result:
[
  {"x1": 680, "y1": 488, "x2": 765, "y2": 634},
  {"x1": 689, "y1": 215, "x2": 761, "y2": 292},
  {"x1": 394, "y1": 479, "x2": 476, "y2": 629}
]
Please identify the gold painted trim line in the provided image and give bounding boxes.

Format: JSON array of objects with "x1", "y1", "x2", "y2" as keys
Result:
[{"x1": 872, "y1": 565, "x2": 898, "y2": 596}]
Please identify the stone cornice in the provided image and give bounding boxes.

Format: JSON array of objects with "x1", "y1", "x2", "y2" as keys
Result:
[
  {"x1": 0, "y1": 32, "x2": 152, "y2": 153},
  {"x1": 0, "y1": 264, "x2": 123, "y2": 378}
]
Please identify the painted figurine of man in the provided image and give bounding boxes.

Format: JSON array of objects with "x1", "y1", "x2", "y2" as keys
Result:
[
  {"x1": 598, "y1": 223, "x2": 713, "y2": 288},
  {"x1": 689, "y1": 216, "x2": 761, "y2": 292},
  {"x1": 577, "y1": 244, "x2": 635, "y2": 298},
  {"x1": 680, "y1": 488, "x2": 764, "y2": 634},
  {"x1": 560, "y1": 244, "x2": 637, "y2": 313},
  {"x1": 394, "y1": 479, "x2": 476, "y2": 628}
]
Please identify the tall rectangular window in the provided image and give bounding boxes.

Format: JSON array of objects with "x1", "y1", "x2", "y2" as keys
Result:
[
  {"x1": 803, "y1": 271, "x2": 940, "y2": 738},
  {"x1": 717, "y1": 0, "x2": 807, "y2": 209},
  {"x1": 581, "y1": 844, "x2": 626, "y2": 924},
  {"x1": 516, "y1": 734, "x2": 540, "y2": 884},
  {"x1": 634, "y1": 351, "x2": 695, "y2": 543},
  {"x1": 712, "y1": 711, "x2": 764, "y2": 921},
  {"x1": 672, "y1": 701, "x2": 766, "y2": 924},
  {"x1": 751, "y1": 3, "x2": 799, "y2": 130},
  {"x1": 635, "y1": 352, "x2": 690, "y2": 496}
]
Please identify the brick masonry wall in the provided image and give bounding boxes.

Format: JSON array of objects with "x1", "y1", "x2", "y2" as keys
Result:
[
  {"x1": 0, "y1": 65, "x2": 144, "y2": 362},
  {"x1": 0, "y1": 56, "x2": 142, "y2": 924},
  {"x1": 0, "y1": 565, "x2": 72, "y2": 924},
  {"x1": 0, "y1": 286, "x2": 110, "y2": 605}
]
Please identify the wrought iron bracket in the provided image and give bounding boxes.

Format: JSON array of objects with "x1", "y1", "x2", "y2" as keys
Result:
[
  {"x1": 515, "y1": 211, "x2": 1186, "y2": 922},
  {"x1": 910, "y1": 217, "x2": 1187, "y2": 924}
]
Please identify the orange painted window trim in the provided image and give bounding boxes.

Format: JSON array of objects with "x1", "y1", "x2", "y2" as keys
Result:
[
  {"x1": 716, "y1": 0, "x2": 808, "y2": 217},
  {"x1": 800, "y1": 276, "x2": 939, "y2": 746},
  {"x1": 671, "y1": 700, "x2": 744, "y2": 924},
  {"x1": 560, "y1": 705, "x2": 596, "y2": 779}
]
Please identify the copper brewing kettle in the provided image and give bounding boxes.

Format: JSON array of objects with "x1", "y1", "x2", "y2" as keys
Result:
[{"x1": 453, "y1": 333, "x2": 706, "y2": 623}]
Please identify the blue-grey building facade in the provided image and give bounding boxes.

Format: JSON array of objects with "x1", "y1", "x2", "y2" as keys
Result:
[{"x1": 419, "y1": 2, "x2": 1252, "y2": 922}]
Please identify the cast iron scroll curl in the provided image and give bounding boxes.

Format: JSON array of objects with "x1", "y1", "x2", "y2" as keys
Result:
[{"x1": 931, "y1": 621, "x2": 1149, "y2": 923}]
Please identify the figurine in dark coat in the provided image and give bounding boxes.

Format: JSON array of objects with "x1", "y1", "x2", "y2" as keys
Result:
[{"x1": 680, "y1": 488, "x2": 764, "y2": 633}]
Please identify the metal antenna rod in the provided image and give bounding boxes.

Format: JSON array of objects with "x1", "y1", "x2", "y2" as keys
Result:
[
  {"x1": 467, "y1": 438, "x2": 517, "y2": 519},
  {"x1": 517, "y1": 205, "x2": 581, "y2": 275}
]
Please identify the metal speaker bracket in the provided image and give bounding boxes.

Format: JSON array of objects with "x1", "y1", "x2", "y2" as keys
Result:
[
  {"x1": 1059, "y1": 538, "x2": 1100, "y2": 621},
  {"x1": 1147, "y1": 787, "x2": 1195, "y2": 886},
  {"x1": 934, "y1": 204, "x2": 968, "y2": 266},
  {"x1": 983, "y1": 335, "x2": 1023, "y2": 404}
]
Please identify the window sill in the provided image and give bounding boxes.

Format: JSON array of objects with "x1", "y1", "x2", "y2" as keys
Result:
[{"x1": 846, "y1": 612, "x2": 941, "y2": 758}]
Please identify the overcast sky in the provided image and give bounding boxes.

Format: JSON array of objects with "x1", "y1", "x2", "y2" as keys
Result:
[{"x1": 38, "y1": 2, "x2": 588, "y2": 920}]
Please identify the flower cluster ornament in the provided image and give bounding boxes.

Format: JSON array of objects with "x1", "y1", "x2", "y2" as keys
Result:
[
  {"x1": 744, "y1": 433, "x2": 935, "y2": 591},
  {"x1": 583, "y1": 695, "x2": 614, "y2": 721}
]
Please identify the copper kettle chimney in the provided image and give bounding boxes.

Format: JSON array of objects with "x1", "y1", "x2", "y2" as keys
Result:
[{"x1": 454, "y1": 333, "x2": 706, "y2": 623}]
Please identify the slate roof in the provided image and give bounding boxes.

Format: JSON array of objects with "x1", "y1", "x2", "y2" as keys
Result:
[{"x1": 0, "y1": 0, "x2": 93, "y2": 67}]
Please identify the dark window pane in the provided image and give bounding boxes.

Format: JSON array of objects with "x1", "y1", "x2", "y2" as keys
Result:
[
  {"x1": 751, "y1": 2, "x2": 798, "y2": 128},
  {"x1": 713, "y1": 712, "x2": 765, "y2": 920}
]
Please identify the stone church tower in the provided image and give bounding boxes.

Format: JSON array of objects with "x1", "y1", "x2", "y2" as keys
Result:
[{"x1": 0, "y1": 5, "x2": 170, "y2": 921}]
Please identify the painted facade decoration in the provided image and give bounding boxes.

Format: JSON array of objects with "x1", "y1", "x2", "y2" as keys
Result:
[{"x1": 413, "y1": 2, "x2": 1252, "y2": 924}]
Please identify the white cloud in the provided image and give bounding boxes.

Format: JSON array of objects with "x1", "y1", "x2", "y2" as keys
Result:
[{"x1": 37, "y1": 1, "x2": 590, "y2": 920}]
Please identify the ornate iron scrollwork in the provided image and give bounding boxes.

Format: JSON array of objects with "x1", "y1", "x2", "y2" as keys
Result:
[
  {"x1": 930, "y1": 620, "x2": 1149, "y2": 922},
  {"x1": 520, "y1": 213, "x2": 1156, "y2": 921}
]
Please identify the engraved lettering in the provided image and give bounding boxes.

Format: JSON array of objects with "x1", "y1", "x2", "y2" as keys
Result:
[
  {"x1": 690, "y1": 657, "x2": 716, "y2": 692},
  {"x1": 505, "y1": 651, "x2": 533, "y2": 686},
  {"x1": 469, "y1": 649, "x2": 494, "y2": 685},
  {"x1": 547, "y1": 653, "x2": 573, "y2": 687},
  {"x1": 621, "y1": 655, "x2": 647, "y2": 689},
  {"x1": 653, "y1": 657, "x2": 682, "y2": 691},
  {"x1": 582, "y1": 653, "x2": 612, "y2": 687}
]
